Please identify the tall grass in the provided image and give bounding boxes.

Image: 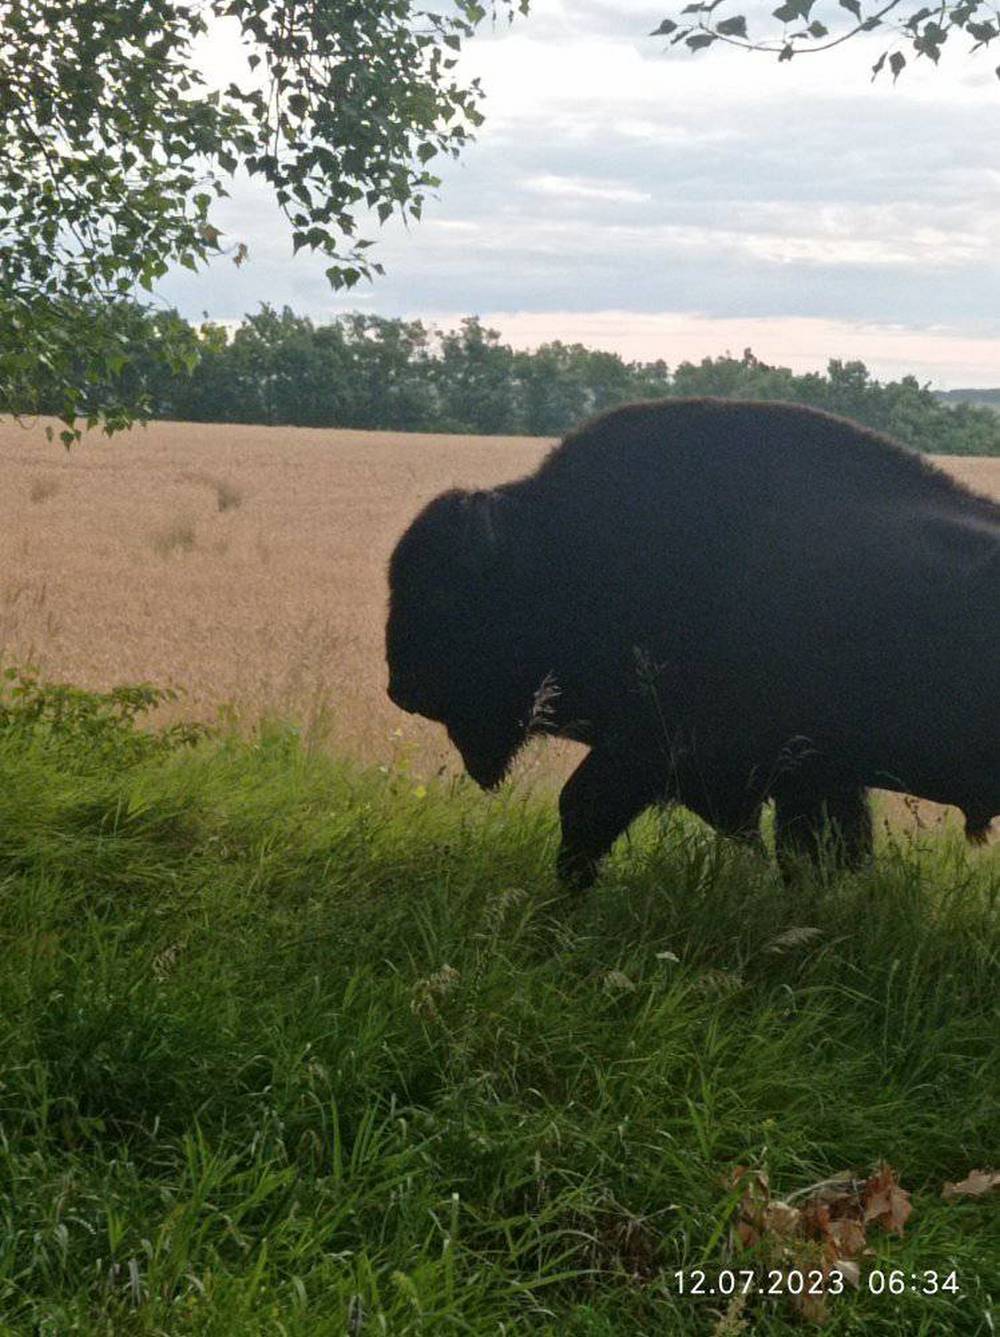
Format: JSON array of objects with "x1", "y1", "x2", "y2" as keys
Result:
[{"x1": 0, "y1": 681, "x2": 997, "y2": 1333}]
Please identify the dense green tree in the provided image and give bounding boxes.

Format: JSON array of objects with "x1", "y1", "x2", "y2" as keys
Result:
[
  {"x1": 0, "y1": 0, "x2": 528, "y2": 442},
  {"x1": 168, "y1": 320, "x2": 245, "y2": 422},
  {"x1": 939, "y1": 388, "x2": 1000, "y2": 408},
  {"x1": 435, "y1": 318, "x2": 517, "y2": 434},
  {"x1": 513, "y1": 341, "x2": 629, "y2": 435},
  {"x1": 338, "y1": 314, "x2": 439, "y2": 432},
  {"x1": 628, "y1": 357, "x2": 674, "y2": 402},
  {"x1": 580, "y1": 347, "x2": 641, "y2": 413},
  {"x1": 221, "y1": 305, "x2": 317, "y2": 425},
  {"x1": 11, "y1": 302, "x2": 996, "y2": 454}
]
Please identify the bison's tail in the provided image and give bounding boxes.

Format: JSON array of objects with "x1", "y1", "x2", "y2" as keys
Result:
[{"x1": 964, "y1": 814, "x2": 993, "y2": 845}]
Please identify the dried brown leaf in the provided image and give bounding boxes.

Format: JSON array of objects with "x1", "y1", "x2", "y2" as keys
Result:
[
  {"x1": 836, "y1": 1258, "x2": 861, "y2": 1288},
  {"x1": 800, "y1": 1200, "x2": 832, "y2": 1238},
  {"x1": 942, "y1": 1168, "x2": 1000, "y2": 1201},
  {"x1": 727, "y1": 1166, "x2": 770, "y2": 1251},
  {"x1": 862, "y1": 1163, "x2": 912, "y2": 1236},
  {"x1": 792, "y1": 1288, "x2": 829, "y2": 1325},
  {"x1": 812, "y1": 1179, "x2": 866, "y2": 1215},
  {"x1": 826, "y1": 1217, "x2": 868, "y2": 1259},
  {"x1": 763, "y1": 1201, "x2": 802, "y2": 1238}
]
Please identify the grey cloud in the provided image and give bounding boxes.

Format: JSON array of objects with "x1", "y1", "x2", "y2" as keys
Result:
[{"x1": 157, "y1": 2, "x2": 1000, "y2": 365}]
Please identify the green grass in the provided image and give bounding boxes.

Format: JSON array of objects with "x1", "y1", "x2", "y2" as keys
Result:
[{"x1": 0, "y1": 684, "x2": 998, "y2": 1333}]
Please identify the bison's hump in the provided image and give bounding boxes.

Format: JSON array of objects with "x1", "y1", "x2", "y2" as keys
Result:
[{"x1": 532, "y1": 397, "x2": 1000, "y2": 527}]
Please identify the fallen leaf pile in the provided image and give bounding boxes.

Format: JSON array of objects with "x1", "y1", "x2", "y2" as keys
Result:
[
  {"x1": 716, "y1": 1160, "x2": 997, "y2": 1326},
  {"x1": 723, "y1": 1162, "x2": 913, "y2": 1324}
]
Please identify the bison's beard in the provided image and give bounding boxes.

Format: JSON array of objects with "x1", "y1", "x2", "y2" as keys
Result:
[{"x1": 447, "y1": 715, "x2": 526, "y2": 791}]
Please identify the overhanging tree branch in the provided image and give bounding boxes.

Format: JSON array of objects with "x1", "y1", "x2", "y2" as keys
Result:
[
  {"x1": 649, "y1": 0, "x2": 1000, "y2": 78},
  {"x1": 0, "y1": 0, "x2": 529, "y2": 442}
]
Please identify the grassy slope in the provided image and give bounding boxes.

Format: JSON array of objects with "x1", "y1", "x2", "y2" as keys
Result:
[{"x1": 0, "y1": 716, "x2": 998, "y2": 1334}]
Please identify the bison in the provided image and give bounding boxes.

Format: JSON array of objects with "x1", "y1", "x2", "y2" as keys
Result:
[{"x1": 386, "y1": 398, "x2": 999, "y2": 885}]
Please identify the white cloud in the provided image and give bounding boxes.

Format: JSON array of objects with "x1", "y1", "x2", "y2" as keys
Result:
[
  {"x1": 454, "y1": 310, "x2": 1000, "y2": 388},
  {"x1": 610, "y1": 117, "x2": 740, "y2": 144},
  {"x1": 521, "y1": 174, "x2": 652, "y2": 203}
]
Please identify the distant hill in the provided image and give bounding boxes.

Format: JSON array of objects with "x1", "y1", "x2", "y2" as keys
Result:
[{"x1": 936, "y1": 388, "x2": 1000, "y2": 409}]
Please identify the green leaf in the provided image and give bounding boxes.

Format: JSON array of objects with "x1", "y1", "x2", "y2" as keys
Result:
[
  {"x1": 649, "y1": 18, "x2": 679, "y2": 34},
  {"x1": 716, "y1": 15, "x2": 748, "y2": 36},
  {"x1": 889, "y1": 50, "x2": 906, "y2": 78},
  {"x1": 839, "y1": 0, "x2": 862, "y2": 18},
  {"x1": 686, "y1": 31, "x2": 717, "y2": 48},
  {"x1": 967, "y1": 20, "x2": 997, "y2": 45}
]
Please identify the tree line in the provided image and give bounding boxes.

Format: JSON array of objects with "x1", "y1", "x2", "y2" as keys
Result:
[{"x1": 12, "y1": 302, "x2": 1000, "y2": 455}]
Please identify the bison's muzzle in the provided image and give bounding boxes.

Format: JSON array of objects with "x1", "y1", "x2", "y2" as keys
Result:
[{"x1": 387, "y1": 672, "x2": 440, "y2": 718}]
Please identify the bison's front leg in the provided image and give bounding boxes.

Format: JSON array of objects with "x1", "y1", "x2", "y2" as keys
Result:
[{"x1": 556, "y1": 748, "x2": 663, "y2": 888}]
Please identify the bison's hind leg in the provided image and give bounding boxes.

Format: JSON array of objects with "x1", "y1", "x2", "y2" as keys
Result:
[
  {"x1": 556, "y1": 748, "x2": 665, "y2": 889},
  {"x1": 773, "y1": 782, "x2": 873, "y2": 880}
]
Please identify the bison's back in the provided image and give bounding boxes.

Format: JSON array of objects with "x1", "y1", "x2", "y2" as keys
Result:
[
  {"x1": 533, "y1": 398, "x2": 994, "y2": 521},
  {"x1": 526, "y1": 398, "x2": 999, "y2": 598},
  {"x1": 513, "y1": 398, "x2": 999, "y2": 782}
]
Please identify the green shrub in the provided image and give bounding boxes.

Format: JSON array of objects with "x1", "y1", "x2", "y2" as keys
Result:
[{"x1": 0, "y1": 667, "x2": 208, "y2": 769}]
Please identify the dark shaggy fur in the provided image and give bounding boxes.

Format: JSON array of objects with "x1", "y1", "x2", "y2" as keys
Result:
[{"x1": 386, "y1": 397, "x2": 1000, "y2": 885}]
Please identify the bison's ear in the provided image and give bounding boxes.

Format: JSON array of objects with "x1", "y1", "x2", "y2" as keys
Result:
[{"x1": 459, "y1": 489, "x2": 506, "y2": 570}]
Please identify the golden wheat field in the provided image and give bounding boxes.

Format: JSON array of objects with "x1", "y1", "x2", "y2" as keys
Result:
[
  {"x1": 2, "y1": 414, "x2": 999, "y2": 829},
  {"x1": 0, "y1": 416, "x2": 554, "y2": 779}
]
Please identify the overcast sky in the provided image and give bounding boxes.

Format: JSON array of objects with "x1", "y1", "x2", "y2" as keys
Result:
[{"x1": 158, "y1": 0, "x2": 1000, "y2": 388}]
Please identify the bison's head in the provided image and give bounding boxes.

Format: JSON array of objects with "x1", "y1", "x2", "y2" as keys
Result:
[{"x1": 386, "y1": 487, "x2": 530, "y2": 789}]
